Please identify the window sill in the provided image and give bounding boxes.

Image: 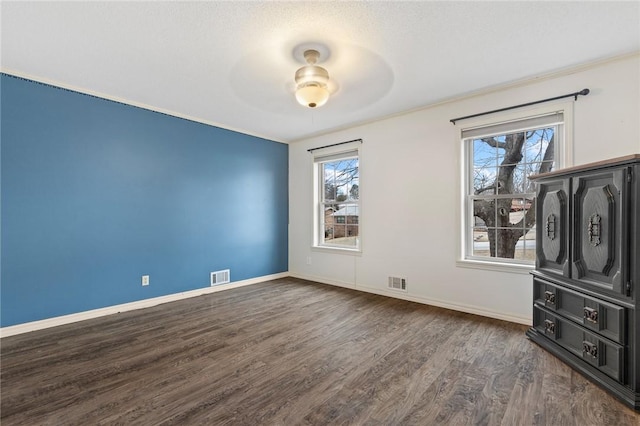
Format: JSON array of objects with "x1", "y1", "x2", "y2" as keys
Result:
[
  {"x1": 312, "y1": 246, "x2": 362, "y2": 256},
  {"x1": 456, "y1": 258, "x2": 534, "y2": 275}
]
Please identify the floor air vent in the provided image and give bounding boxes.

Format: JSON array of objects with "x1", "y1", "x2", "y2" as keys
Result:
[
  {"x1": 210, "y1": 269, "x2": 230, "y2": 286},
  {"x1": 388, "y1": 276, "x2": 407, "y2": 291}
]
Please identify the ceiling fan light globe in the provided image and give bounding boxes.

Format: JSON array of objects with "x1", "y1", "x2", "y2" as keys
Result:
[{"x1": 296, "y1": 84, "x2": 330, "y2": 108}]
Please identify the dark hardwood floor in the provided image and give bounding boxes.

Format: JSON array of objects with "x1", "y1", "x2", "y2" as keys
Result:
[{"x1": 1, "y1": 277, "x2": 639, "y2": 425}]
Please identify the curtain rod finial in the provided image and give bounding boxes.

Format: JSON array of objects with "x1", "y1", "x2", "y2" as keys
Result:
[{"x1": 575, "y1": 88, "x2": 590, "y2": 100}]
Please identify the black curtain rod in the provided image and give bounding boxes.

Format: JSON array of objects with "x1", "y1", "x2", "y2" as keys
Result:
[
  {"x1": 307, "y1": 138, "x2": 363, "y2": 153},
  {"x1": 449, "y1": 88, "x2": 590, "y2": 125}
]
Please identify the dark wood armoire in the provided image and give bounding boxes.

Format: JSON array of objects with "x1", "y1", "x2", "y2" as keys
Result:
[{"x1": 526, "y1": 154, "x2": 640, "y2": 410}]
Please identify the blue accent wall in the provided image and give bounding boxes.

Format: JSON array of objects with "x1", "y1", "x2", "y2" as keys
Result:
[{"x1": 0, "y1": 74, "x2": 288, "y2": 327}]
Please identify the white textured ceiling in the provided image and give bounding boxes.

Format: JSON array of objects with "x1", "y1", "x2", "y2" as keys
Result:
[{"x1": 2, "y1": 1, "x2": 639, "y2": 143}]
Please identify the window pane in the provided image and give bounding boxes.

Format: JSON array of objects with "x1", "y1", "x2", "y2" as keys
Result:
[
  {"x1": 323, "y1": 158, "x2": 358, "y2": 203},
  {"x1": 524, "y1": 168, "x2": 538, "y2": 193},
  {"x1": 525, "y1": 128, "x2": 554, "y2": 162},
  {"x1": 495, "y1": 228, "x2": 513, "y2": 258},
  {"x1": 517, "y1": 226, "x2": 536, "y2": 262},
  {"x1": 509, "y1": 198, "x2": 527, "y2": 226},
  {"x1": 473, "y1": 198, "x2": 494, "y2": 229},
  {"x1": 473, "y1": 139, "x2": 496, "y2": 166},
  {"x1": 473, "y1": 167, "x2": 497, "y2": 195},
  {"x1": 324, "y1": 225, "x2": 334, "y2": 241},
  {"x1": 473, "y1": 228, "x2": 493, "y2": 258},
  {"x1": 500, "y1": 132, "x2": 525, "y2": 166},
  {"x1": 323, "y1": 163, "x2": 336, "y2": 201},
  {"x1": 333, "y1": 223, "x2": 347, "y2": 239},
  {"x1": 495, "y1": 199, "x2": 511, "y2": 226}
]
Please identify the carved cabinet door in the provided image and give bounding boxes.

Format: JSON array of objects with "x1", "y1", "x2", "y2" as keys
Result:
[
  {"x1": 571, "y1": 168, "x2": 628, "y2": 296},
  {"x1": 536, "y1": 178, "x2": 570, "y2": 277}
]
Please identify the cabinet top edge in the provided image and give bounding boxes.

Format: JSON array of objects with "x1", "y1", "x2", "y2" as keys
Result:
[{"x1": 531, "y1": 154, "x2": 640, "y2": 180}]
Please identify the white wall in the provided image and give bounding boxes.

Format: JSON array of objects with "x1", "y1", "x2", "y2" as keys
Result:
[{"x1": 289, "y1": 54, "x2": 640, "y2": 324}]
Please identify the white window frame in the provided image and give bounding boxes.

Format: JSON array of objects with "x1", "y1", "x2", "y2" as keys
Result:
[
  {"x1": 312, "y1": 143, "x2": 361, "y2": 253},
  {"x1": 456, "y1": 102, "x2": 573, "y2": 273}
]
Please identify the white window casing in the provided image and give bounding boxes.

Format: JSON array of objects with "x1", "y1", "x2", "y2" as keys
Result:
[
  {"x1": 312, "y1": 142, "x2": 361, "y2": 253},
  {"x1": 456, "y1": 102, "x2": 574, "y2": 273}
]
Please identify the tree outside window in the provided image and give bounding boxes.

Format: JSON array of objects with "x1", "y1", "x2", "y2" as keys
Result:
[{"x1": 465, "y1": 117, "x2": 561, "y2": 264}]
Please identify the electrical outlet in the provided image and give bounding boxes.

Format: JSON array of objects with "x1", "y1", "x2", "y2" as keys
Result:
[
  {"x1": 142, "y1": 275, "x2": 150, "y2": 286},
  {"x1": 306, "y1": 256, "x2": 312, "y2": 265}
]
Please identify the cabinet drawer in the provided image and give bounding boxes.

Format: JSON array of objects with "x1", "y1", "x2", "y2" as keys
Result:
[
  {"x1": 533, "y1": 277, "x2": 625, "y2": 344},
  {"x1": 533, "y1": 305, "x2": 624, "y2": 382}
]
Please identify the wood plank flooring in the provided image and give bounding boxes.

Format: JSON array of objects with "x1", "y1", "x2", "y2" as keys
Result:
[{"x1": 1, "y1": 277, "x2": 639, "y2": 425}]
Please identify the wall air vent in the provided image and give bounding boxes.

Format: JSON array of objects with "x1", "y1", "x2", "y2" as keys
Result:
[
  {"x1": 210, "y1": 269, "x2": 231, "y2": 286},
  {"x1": 388, "y1": 276, "x2": 407, "y2": 291}
]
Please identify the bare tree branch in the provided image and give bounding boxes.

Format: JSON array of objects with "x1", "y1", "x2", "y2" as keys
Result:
[
  {"x1": 474, "y1": 184, "x2": 497, "y2": 195},
  {"x1": 481, "y1": 137, "x2": 506, "y2": 150}
]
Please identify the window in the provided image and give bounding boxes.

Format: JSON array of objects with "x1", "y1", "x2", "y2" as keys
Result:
[
  {"x1": 314, "y1": 148, "x2": 360, "y2": 250},
  {"x1": 462, "y1": 112, "x2": 565, "y2": 266}
]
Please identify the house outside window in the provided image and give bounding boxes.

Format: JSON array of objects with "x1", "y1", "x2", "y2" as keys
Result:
[
  {"x1": 461, "y1": 110, "x2": 567, "y2": 268},
  {"x1": 314, "y1": 147, "x2": 360, "y2": 251}
]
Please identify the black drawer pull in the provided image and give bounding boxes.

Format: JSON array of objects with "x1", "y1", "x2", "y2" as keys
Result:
[
  {"x1": 544, "y1": 291, "x2": 556, "y2": 305},
  {"x1": 544, "y1": 319, "x2": 555, "y2": 335},
  {"x1": 583, "y1": 341, "x2": 598, "y2": 359},
  {"x1": 584, "y1": 307, "x2": 598, "y2": 324}
]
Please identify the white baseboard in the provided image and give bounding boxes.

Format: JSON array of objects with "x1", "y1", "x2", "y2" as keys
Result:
[
  {"x1": 0, "y1": 272, "x2": 288, "y2": 338},
  {"x1": 290, "y1": 272, "x2": 531, "y2": 326},
  {"x1": 289, "y1": 272, "x2": 356, "y2": 290}
]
